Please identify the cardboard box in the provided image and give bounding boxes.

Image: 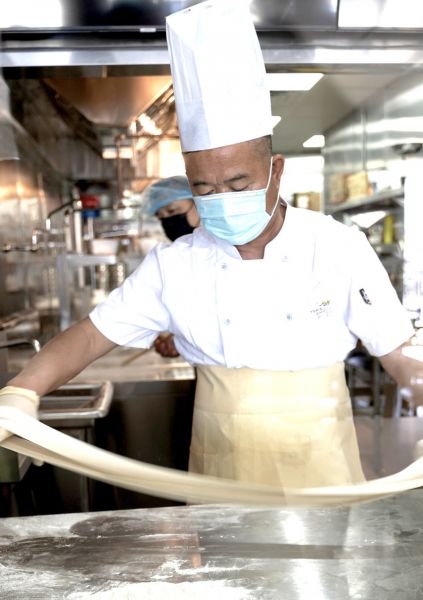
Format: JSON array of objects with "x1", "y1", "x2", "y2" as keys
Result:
[
  {"x1": 328, "y1": 173, "x2": 348, "y2": 204},
  {"x1": 293, "y1": 192, "x2": 321, "y2": 212},
  {"x1": 346, "y1": 171, "x2": 371, "y2": 200}
]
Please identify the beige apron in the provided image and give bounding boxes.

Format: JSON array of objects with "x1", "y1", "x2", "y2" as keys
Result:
[{"x1": 189, "y1": 363, "x2": 365, "y2": 487}]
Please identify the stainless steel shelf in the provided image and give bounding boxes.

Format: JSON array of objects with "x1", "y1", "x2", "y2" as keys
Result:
[
  {"x1": 325, "y1": 187, "x2": 404, "y2": 215},
  {"x1": 39, "y1": 381, "x2": 114, "y2": 424}
]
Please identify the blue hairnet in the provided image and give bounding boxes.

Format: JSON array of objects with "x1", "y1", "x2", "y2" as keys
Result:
[{"x1": 143, "y1": 176, "x2": 193, "y2": 215}]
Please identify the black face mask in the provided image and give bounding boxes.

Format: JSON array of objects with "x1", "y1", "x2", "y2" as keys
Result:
[{"x1": 160, "y1": 212, "x2": 195, "y2": 241}]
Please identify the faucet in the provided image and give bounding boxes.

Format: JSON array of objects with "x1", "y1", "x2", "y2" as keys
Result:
[
  {"x1": 1, "y1": 242, "x2": 39, "y2": 253},
  {"x1": 14, "y1": 196, "x2": 84, "y2": 255},
  {"x1": 45, "y1": 198, "x2": 79, "y2": 233},
  {"x1": 0, "y1": 338, "x2": 41, "y2": 353},
  {"x1": 46, "y1": 195, "x2": 84, "y2": 254},
  {"x1": 1, "y1": 200, "x2": 80, "y2": 253}
]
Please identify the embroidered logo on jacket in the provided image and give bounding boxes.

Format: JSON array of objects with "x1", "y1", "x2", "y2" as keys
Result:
[
  {"x1": 311, "y1": 299, "x2": 331, "y2": 319},
  {"x1": 359, "y1": 288, "x2": 372, "y2": 305}
]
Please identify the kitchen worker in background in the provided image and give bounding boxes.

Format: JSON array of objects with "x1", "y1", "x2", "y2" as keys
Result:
[
  {"x1": 143, "y1": 175, "x2": 200, "y2": 357},
  {"x1": 143, "y1": 175, "x2": 200, "y2": 242},
  {"x1": 0, "y1": 0, "x2": 421, "y2": 489}
]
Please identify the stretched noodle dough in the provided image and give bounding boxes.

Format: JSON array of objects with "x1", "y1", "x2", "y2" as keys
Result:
[{"x1": 1, "y1": 406, "x2": 423, "y2": 507}]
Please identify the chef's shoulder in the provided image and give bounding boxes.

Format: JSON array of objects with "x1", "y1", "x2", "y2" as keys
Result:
[
  {"x1": 291, "y1": 205, "x2": 366, "y2": 259},
  {"x1": 153, "y1": 228, "x2": 213, "y2": 258},
  {"x1": 292, "y1": 205, "x2": 353, "y2": 234}
]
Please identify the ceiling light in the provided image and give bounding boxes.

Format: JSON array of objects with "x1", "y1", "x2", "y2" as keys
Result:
[
  {"x1": 338, "y1": 0, "x2": 423, "y2": 28},
  {"x1": 314, "y1": 47, "x2": 414, "y2": 64},
  {"x1": 303, "y1": 135, "x2": 325, "y2": 148},
  {"x1": 266, "y1": 73, "x2": 323, "y2": 92},
  {"x1": 0, "y1": 0, "x2": 63, "y2": 28},
  {"x1": 138, "y1": 114, "x2": 162, "y2": 136},
  {"x1": 102, "y1": 147, "x2": 133, "y2": 160},
  {"x1": 128, "y1": 121, "x2": 137, "y2": 135}
]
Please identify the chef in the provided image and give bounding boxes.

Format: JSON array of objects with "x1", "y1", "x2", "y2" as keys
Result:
[
  {"x1": 144, "y1": 175, "x2": 200, "y2": 357},
  {"x1": 0, "y1": 0, "x2": 420, "y2": 489},
  {"x1": 143, "y1": 175, "x2": 200, "y2": 242}
]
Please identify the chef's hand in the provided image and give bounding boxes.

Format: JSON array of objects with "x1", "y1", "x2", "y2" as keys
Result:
[
  {"x1": 153, "y1": 334, "x2": 180, "y2": 358},
  {"x1": 0, "y1": 386, "x2": 39, "y2": 443}
]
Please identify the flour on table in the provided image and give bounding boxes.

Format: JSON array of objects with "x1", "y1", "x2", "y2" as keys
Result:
[
  {"x1": 153, "y1": 558, "x2": 240, "y2": 579},
  {"x1": 69, "y1": 580, "x2": 251, "y2": 599}
]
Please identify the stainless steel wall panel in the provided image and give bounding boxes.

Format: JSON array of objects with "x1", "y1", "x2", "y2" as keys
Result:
[
  {"x1": 324, "y1": 68, "x2": 423, "y2": 181},
  {"x1": 323, "y1": 109, "x2": 365, "y2": 202},
  {"x1": 365, "y1": 71, "x2": 423, "y2": 168}
]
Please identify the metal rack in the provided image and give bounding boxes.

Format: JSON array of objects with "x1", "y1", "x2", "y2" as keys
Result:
[
  {"x1": 326, "y1": 188, "x2": 407, "y2": 417},
  {"x1": 56, "y1": 253, "x2": 125, "y2": 330},
  {"x1": 325, "y1": 187, "x2": 405, "y2": 297},
  {"x1": 325, "y1": 187, "x2": 404, "y2": 215}
]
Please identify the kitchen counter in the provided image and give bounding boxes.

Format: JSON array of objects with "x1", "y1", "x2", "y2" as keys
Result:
[
  {"x1": 7, "y1": 344, "x2": 195, "y2": 383},
  {"x1": 1, "y1": 490, "x2": 423, "y2": 599}
]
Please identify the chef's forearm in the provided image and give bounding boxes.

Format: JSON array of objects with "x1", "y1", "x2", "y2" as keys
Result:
[{"x1": 7, "y1": 317, "x2": 116, "y2": 396}]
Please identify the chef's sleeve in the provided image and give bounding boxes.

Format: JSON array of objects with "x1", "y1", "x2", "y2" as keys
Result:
[
  {"x1": 346, "y1": 231, "x2": 414, "y2": 356},
  {"x1": 89, "y1": 246, "x2": 170, "y2": 348}
]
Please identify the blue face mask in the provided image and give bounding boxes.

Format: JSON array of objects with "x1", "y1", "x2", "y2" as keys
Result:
[{"x1": 193, "y1": 160, "x2": 279, "y2": 245}]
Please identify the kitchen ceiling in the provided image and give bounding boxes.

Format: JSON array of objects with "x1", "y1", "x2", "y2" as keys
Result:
[
  {"x1": 2, "y1": 0, "x2": 421, "y2": 159},
  {"x1": 271, "y1": 68, "x2": 407, "y2": 155}
]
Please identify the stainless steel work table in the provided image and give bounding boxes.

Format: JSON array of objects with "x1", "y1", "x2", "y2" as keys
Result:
[{"x1": 1, "y1": 491, "x2": 423, "y2": 599}]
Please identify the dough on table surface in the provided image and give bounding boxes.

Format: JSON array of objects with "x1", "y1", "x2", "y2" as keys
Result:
[{"x1": 68, "y1": 580, "x2": 251, "y2": 599}]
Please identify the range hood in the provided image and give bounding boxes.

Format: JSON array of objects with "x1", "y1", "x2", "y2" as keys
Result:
[
  {"x1": 2, "y1": 0, "x2": 423, "y2": 33},
  {"x1": 2, "y1": 0, "x2": 423, "y2": 73},
  {"x1": 0, "y1": 0, "x2": 338, "y2": 32}
]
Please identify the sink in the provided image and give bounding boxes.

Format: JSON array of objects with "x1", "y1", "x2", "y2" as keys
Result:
[
  {"x1": 0, "y1": 379, "x2": 113, "y2": 483},
  {"x1": 39, "y1": 381, "x2": 113, "y2": 426}
]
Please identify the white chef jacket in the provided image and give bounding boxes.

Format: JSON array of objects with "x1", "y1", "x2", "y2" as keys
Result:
[{"x1": 90, "y1": 202, "x2": 413, "y2": 371}]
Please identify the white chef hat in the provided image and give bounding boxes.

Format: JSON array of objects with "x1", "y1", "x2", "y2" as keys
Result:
[{"x1": 166, "y1": 0, "x2": 273, "y2": 152}]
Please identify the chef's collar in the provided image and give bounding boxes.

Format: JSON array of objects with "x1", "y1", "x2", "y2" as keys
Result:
[{"x1": 263, "y1": 199, "x2": 290, "y2": 260}]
